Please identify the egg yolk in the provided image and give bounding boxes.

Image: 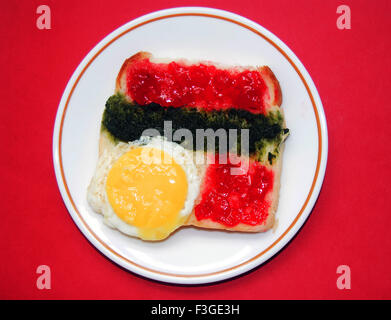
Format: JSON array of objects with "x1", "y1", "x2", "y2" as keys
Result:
[{"x1": 105, "y1": 147, "x2": 188, "y2": 240}]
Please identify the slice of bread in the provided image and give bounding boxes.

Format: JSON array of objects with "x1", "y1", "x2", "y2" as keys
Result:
[
  {"x1": 97, "y1": 51, "x2": 287, "y2": 233},
  {"x1": 116, "y1": 51, "x2": 282, "y2": 111}
]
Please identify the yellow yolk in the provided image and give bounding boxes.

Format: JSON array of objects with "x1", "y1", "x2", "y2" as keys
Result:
[{"x1": 105, "y1": 147, "x2": 188, "y2": 240}]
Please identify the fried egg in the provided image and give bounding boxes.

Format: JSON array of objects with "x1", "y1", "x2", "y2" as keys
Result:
[{"x1": 87, "y1": 136, "x2": 201, "y2": 241}]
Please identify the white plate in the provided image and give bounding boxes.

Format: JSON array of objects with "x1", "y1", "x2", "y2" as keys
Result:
[{"x1": 53, "y1": 7, "x2": 328, "y2": 284}]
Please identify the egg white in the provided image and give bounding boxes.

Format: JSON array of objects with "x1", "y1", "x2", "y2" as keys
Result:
[{"x1": 87, "y1": 136, "x2": 201, "y2": 240}]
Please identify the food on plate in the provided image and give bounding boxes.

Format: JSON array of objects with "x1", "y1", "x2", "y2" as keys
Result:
[
  {"x1": 87, "y1": 136, "x2": 201, "y2": 240},
  {"x1": 88, "y1": 51, "x2": 289, "y2": 240}
]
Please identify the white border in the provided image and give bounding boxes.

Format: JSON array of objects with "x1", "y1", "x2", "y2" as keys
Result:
[{"x1": 52, "y1": 7, "x2": 328, "y2": 284}]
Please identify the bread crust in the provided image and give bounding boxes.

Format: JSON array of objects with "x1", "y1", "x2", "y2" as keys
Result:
[
  {"x1": 259, "y1": 66, "x2": 282, "y2": 108},
  {"x1": 99, "y1": 51, "x2": 287, "y2": 233},
  {"x1": 116, "y1": 51, "x2": 151, "y2": 98}
]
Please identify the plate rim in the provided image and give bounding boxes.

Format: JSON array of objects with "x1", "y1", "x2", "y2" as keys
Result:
[{"x1": 52, "y1": 6, "x2": 328, "y2": 284}]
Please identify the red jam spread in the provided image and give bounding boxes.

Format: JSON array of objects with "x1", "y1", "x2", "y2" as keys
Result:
[
  {"x1": 195, "y1": 156, "x2": 274, "y2": 227},
  {"x1": 126, "y1": 58, "x2": 267, "y2": 114}
]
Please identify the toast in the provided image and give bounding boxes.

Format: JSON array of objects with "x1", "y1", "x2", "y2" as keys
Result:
[
  {"x1": 116, "y1": 52, "x2": 282, "y2": 111},
  {"x1": 91, "y1": 51, "x2": 288, "y2": 235}
]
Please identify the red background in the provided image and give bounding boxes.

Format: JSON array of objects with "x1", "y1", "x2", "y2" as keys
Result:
[{"x1": 1, "y1": 0, "x2": 390, "y2": 299}]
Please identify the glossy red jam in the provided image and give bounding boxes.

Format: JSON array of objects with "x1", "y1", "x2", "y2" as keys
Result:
[
  {"x1": 195, "y1": 155, "x2": 274, "y2": 227},
  {"x1": 126, "y1": 58, "x2": 267, "y2": 113}
]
